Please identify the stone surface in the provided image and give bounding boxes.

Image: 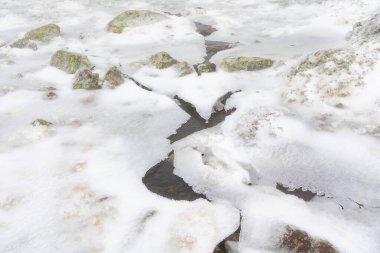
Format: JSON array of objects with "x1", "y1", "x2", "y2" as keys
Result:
[
  {"x1": 195, "y1": 62, "x2": 216, "y2": 74},
  {"x1": 175, "y1": 62, "x2": 194, "y2": 77},
  {"x1": 194, "y1": 21, "x2": 217, "y2": 36},
  {"x1": 31, "y1": 119, "x2": 53, "y2": 127},
  {"x1": 150, "y1": 51, "x2": 178, "y2": 69},
  {"x1": 279, "y1": 226, "x2": 338, "y2": 253},
  {"x1": 106, "y1": 10, "x2": 167, "y2": 33},
  {"x1": 11, "y1": 24, "x2": 60, "y2": 49},
  {"x1": 104, "y1": 66, "x2": 124, "y2": 87},
  {"x1": 50, "y1": 50, "x2": 91, "y2": 74},
  {"x1": 73, "y1": 68, "x2": 101, "y2": 90},
  {"x1": 220, "y1": 56, "x2": 274, "y2": 72}
]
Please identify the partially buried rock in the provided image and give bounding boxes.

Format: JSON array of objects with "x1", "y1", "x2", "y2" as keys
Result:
[
  {"x1": 104, "y1": 66, "x2": 124, "y2": 87},
  {"x1": 11, "y1": 24, "x2": 60, "y2": 50},
  {"x1": 150, "y1": 51, "x2": 178, "y2": 69},
  {"x1": 106, "y1": 10, "x2": 167, "y2": 33},
  {"x1": 175, "y1": 62, "x2": 194, "y2": 77},
  {"x1": 50, "y1": 50, "x2": 91, "y2": 74},
  {"x1": 195, "y1": 62, "x2": 216, "y2": 75},
  {"x1": 220, "y1": 56, "x2": 274, "y2": 72},
  {"x1": 280, "y1": 226, "x2": 338, "y2": 253},
  {"x1": 73, "y1": 68, "x2": 101, "y2": 90},
  {"x1": 31, "y1": 119, "x2": 53, "y2": 127}
]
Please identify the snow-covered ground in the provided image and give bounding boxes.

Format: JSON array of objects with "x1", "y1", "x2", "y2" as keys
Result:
[{"x1": 1, "y1": 0, "x2": 380, "y2": 252}]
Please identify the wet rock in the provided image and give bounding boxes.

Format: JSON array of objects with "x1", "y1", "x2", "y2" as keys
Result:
[
  {"x1": 175, "y1": 62, "x2": 194, "y2": 77},
  {"x1": 279, "y1": 226, "x2": 338, "y2": 253},
  {"x1": 104, "y1": 66, "x2": 124, "y2": 87},
  {"x1": 150, "y1": 51, "x2": 178, "y2": 69},
  {"x1": 205, "y1": 41, "x2": 235, "y2": 62},
  {"x1": 44, "y1": 91, "x2": 58, "y2": 100},
  {"x1": 220, "y1": 56, "x2": 274, "y2": 72},
  {"x1": 194, "y1": 21, "x2": 217, "y2": 36},
  {"x1": 50, "y1": 50, "x2": 92, "y2": 74},
  {"x1": 31, "y1": 119, "x2": 53, "y2": 127},
  {"x1": 142, "y1": 151, "x2": 205, "y2": 201},
  {"x1": 276, "y1": 183, "x2": 317, "y2": 202},
  {"x1": 195, "y1": 62, "x2": 216, "y2": 75},
  {"x1": 73, "y1": 68, "x2": 101, "y2": 90},
  {"x1": 106, "y1": 10, "x2": 167, "y2": 33},
  {"x1": 11, "y1": 24, "x2": 60, "y2": 49},
  {"x1": 347, "y1": 13, "x2": 380, "y2": 44}
]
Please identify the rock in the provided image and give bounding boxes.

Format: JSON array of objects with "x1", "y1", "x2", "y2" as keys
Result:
[
  {"x1": 347, "y1": 14, "x2": 380, "y2": 44},
  {"x1": 220, "y1": 56, "x2": 274, "y2": 72},
  {"x1": 44, "y1": 91, "x2": 58, "y2": 100},
  {"x1": 31, "y1": 119, "x2": 53, "y2": 127},
  {"x1": 150, "y1": 51, "x2": 178, "y2": 69},
  {"x1": 194, "y1": 21, "x2": 217, "y2": 36},
  {"x1": 175, "y1": 62, "x2": 194, "y2": 77},
  {"x1": 104, "y1": 66, "x2": 124, "y2": 87},
  {"x1": 50, "y1": 50, "x2": 91, "y2": 74},
  {"x1": 195, "y1": 62, "x2": 216, "y2": 75},
  {"x1": 205, "y1": 41, "x2": 235, "y2": 62},
  {"x1": 73, "y1": 68, "x2": 101, "y2": 90},
  {"x1": 11, "y1": 24, "x2": 60, "y2": 49},
  {"x1": 106, "y1": 10, "x2": 167, "y2": 33},
  {"x1": 279, "y1": 226, "x2": 338, "y2": 253},
  {"x1": 276, "y1": 183, "x2": 317, "y2": 202}
]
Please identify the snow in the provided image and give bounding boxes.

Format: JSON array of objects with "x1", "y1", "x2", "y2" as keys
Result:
[{"x1": 1, "y1": 0, "x2": 380, "y2": 252}]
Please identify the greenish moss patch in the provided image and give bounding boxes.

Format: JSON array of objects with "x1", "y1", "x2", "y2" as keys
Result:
[
  {"x1": 220, "y1": 56, "x2": 274, "y2": 72},
  {"x1": 150, "y1": 51, "x2": 178, "y2": 69},
  {"x1": 50, "y1": 50, "x2": 91, "y2": 74}
]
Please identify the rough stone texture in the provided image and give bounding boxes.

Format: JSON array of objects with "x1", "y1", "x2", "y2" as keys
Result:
[
  {"x1": 150, "y1": 51, "x2": 178, "y2": 69},
  {"x1": 104, "y1": 66, "x2": 124, "y2": 87},
  {"x1": 279, "y1": 226, "x2": 338, "y2": 253},
  {"x1": 347, "y1": 13, "x2": 380, "y2": 44},
  {"x1": 175, "y1": 62, "x2": 194, "y2": 77},
  {"x1": 73, "y1": 68, "x2": 101, "y2": 90},
  {"x1": 195, "y1": 62, "x2": 216, "y2": 74},
  {"x1": 11, "y1": 24, "x2": 60, "y2": 49},
  {"x1": 106, "y1": 10, "x2": 167, "y2": 33},
  {"x1": 31, "y1": 119, "x2": 53, "y2": 127},
  {"x1": 220, "y1": 56, "x2": 274, "y2": 72},
  {"x1": 50, "y1": 50, "x2": 91, "y2": 74}
]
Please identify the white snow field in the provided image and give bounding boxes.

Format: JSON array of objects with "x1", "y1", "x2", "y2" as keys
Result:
[{"x1": 0, "y1": 0, "x2": 380, "y2": 253}]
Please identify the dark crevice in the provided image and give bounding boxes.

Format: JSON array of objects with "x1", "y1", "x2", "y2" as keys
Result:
[{"x1": 276, "y1": 183, "x2": 318, "y2": 202}]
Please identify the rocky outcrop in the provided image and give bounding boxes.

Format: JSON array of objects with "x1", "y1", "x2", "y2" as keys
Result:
[
  {"x1": 73, "y1": 68, "x2": 101, "y2": 90},
  {"x1": 150, "y1": 51, "x2": 178, "y2": 69},
  {"x1": 50, "y1": 50, "x2": 91, "y2": 74},
  {"x1": 31, "y1": 119, "x2": 53, "y2": 127},
  {"x1": 347, "y1": 13, "x2": 380, "y2": 44},
  {"x1": 11, "y1": 24, "x2": 60, "y2": 50},
  {"x1": 220, "y1": 56, "x2": 274, "y2": 72},
  {"x1": 104, "y1": 66, "x2": 124, "y2": 87},
  {"x1": 106, "y1": 10, "x2": 167, "y2": 33}
]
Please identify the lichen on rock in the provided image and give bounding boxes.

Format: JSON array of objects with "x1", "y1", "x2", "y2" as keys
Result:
[
  {"x1": 73, "y1": 68, "x2": 101, "y2": 90},
  {"x1": 11, "y1": 24, "x2": 60, "y2": 49},
  {"x1": 104, "y1": 66, "x2": 124, "y2": 87},
  {"x1": 175, "y1": 62, "x2": 194, "y2": 77},
  {"x1": 31, "y1": 119, "x2": 53, "y2": 127},
  {"x1": 220, "y1": 56, "x2": 274, "y2": 72},
  {"x1": 150, "y1": 51, "x2": 178, "y2": 69},
  {"x1": 195, "y1": 62, "x2": 216, "y2": 75},
  {"x1": 106, "y1": 10, "x2": 167, "y2": 33},
  {"x1": 50, "y1": 50, "x2": 92, "y2": 74}
]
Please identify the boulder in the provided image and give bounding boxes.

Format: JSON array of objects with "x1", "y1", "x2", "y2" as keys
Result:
[
  {"x1": 150, "y1": 51, "x2": 178, "y2": 69},
  {"x1": 175, "y1": 62, "x2": 194, "y2": 77},
  {"x1": 104, "y1": 66, "x2": 124, "y2": 87},
  {"x1": 106, "y1": 10, "x2": 167, "y2": 33},
  {"x1": 220, "y1": 56, "x2": 274, "y2": 72},
  {"x1": 195, "y1": 62, "x2": 216, "y2": 75},
  {"x1": 73, "y1": 68, "x2": 101, "y2": 90},
  {"x1": 11, "y1": 24, "x2": 60, "y2": 49},
  {"x1": 50, "y1": 50, "x2": 91, "y2": 74}
]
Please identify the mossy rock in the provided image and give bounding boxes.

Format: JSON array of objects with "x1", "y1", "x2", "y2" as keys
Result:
[
  {"x1": 106, "y1": 10, "x2": 167, "y2": 33},
  {"x1": 104, "y1": 66, "x2": 124, "y2": 87},
  {"x1": 73, "y1": 68, "x2": 101, "y2": 90},
  {"x1": 50, "y1": 50, "x2": 91, "y2": 74},
  {"x1": 196, "y1": 62, "x2": 216, "y2": 75},
  {"x1": 175, "y1": 62, "x2": 194, "y2": 77},
  {"x1": 150, "y1": 51, "x2": 178, "y2": 69},
  {"x1": 31, "y1": 119, "x2": 53, "y2": 127},
  {"x1": 220, "y1": 56, "x2": 274, "y2": 72},
  {"x1": 10, "y1": 24, "x2": 60, "y2": 49}
]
